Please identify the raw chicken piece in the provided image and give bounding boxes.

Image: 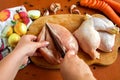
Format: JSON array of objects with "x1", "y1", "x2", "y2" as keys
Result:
[
  {"x1": 37, "y1": 23, "x2": 78, "y2": 64},
  {"x1": 93, "y1": 17, "x2": 119, "y2": 34},
  {"x1": 99, "y1": 32, "x2": 115, "y2": 52},
  {"x1": 73, "y1": 17, "x2": 100, "y2": 59},
  {"x1": 93, "y1": 17, "x2": 111, "y2": 32},
  {"x1": 73, "y1": 14, "x2": 118, "y2": 59},
  {"x1": 93, "y1": 17, "x2": 118, "y2": 52},
  {"x1": 37, "y1": 26, "x2": 60, "y2": 64}
]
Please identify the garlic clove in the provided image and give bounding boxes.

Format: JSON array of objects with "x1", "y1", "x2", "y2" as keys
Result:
[
  {"x1": 70, "y1": 4, "x2": 77, "y2": 13},
  {"x1": 43, "y1": 9, "x2": 49, "y2": 16},
  {"x1": 70, "y1": 4, "x2": 81, "y2": 14},
  {"x1": 50, "y1": 3, "x2": 61, "y2": 14},
  {"x1": 71, "y1": 8, "x2": 81, "y2": 14}
]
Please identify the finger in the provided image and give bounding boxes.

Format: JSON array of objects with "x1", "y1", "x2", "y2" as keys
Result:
[
  {"x1": 65, "y1": 50, "x2": 76, "y2": 58},
  {"x1": 35, "y1": 41, "x2": 49, "y2": 48},
  {"x1": 33, "y1": 51, "x2": 42, "y2": 56},
  {"x1": 60, "y1": 50, "x2": 76, "y2": 64},
  {"x1": 33, "y1": 52, "x2": 38, "y2": 56},
  {"x1": 60, "y1": 57, "x2": 63, "y2": 61},
  {"x1": 22, "y1": 56, "x2": 29, "y2": 65},
  {"x1": 27, "y1": 35, "x2": 37, "y2": 41}
]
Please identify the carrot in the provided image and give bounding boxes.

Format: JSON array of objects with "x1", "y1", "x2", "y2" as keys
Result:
[
  {"x1": 102, "y1": 0, "x2": 120, "y2": 14},
  {"x1": 88, "y1": 0, "x2": 97, "y2": 8},
  {"x1": 80, "y1": 0, "x2": 89, "y2": 7},
  {"x1": 80, "y1": 0, "x2": 120, "y2": 27}
]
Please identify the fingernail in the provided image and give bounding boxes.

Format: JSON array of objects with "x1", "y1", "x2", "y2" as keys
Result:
[{"x1": 45, "y1": 41, "x2": 49, "y2": 45}]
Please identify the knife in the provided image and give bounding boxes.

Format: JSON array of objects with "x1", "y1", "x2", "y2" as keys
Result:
[{"x1": 45, "y1": 23, "x2": 65, "y2": 58}]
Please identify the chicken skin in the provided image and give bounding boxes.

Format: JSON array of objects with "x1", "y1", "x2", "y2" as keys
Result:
[
  {"x1": 93, "y1": 17, "x2": 118, "y2": 52},
  {"x1": 73, "y1": 17, "x2": 100, "y2": 59},
  {"x1": 37, "y1": 23, "x2": 79, "y2": 64},
  {"x1": 73, "y1": 15, "x2": 118, "y2": 59}
]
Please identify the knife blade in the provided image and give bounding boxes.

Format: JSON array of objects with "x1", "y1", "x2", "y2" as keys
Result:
[{"x1": 45, "y1": 23, "x2": 65, "y2": 58}]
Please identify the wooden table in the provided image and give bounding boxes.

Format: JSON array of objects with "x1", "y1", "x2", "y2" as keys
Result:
[{"x1": 0, "y1": 0, "x2": 120, "y2": 80}]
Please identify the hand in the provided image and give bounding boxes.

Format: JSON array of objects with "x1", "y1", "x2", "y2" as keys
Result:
[
  {"x1": 13, "y1": 35, "x2": 49, "y2": 64},
  {"x1": 0, "y1": 34, "x2": 49, "y2": 80},
  {"x1": 60, "y1": 50, "x2": 96, "y2": 80}
]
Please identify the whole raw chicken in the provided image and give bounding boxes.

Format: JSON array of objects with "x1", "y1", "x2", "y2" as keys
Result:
[
  {"x1": 73, "y1": 17, "x2": 100, "y2": 59},
  {"x1": 37, "y1": 23, "x2": 78, "y2": 64}
]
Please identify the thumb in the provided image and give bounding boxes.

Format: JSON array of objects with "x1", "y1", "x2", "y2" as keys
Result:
[
  {"x1": 60, "y1": 50, "x2": 76, "y2": 63},
  {"x1": 65, "y1": 50, "x2": 76, "y2": 58},
  {"x1": 35, "y1": 41, "x2": 49, "y2": 48}
]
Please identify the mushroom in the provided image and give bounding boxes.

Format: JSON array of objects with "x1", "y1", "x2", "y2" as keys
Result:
[{"x1": 50, "y1": 3, "x2": 61, "y2": 14}]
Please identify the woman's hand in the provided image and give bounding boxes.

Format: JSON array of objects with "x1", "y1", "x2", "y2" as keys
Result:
[
  {"x1": 13, "y1": 35, "x2": 49, "y2": 57},
  {"x1": 60, "y1": 50, "x2": 96, "y2": 80},
  {"x1": 13, "y1": 35, "x2": 49, "y2": 65},
  {"x1": 0, "y1": 34, "x2": 49, "y2": 80}
]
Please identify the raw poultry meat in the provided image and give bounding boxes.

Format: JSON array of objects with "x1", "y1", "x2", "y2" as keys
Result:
[
  {"x1": 93, "y1": 17, "x2": 113, "y2": 33},
  {"x1": 93, "y1": 17, "x2": 119, "y2": 34},
  {"x1": 73, "y1": 17, "x2": 100, "y2": 59},
  {"x1": 98, "y1": 32, "x2": 115, "y2": 52},
  {"x1": 37, "y1": 23, "x2": 78, "y2": 64},
  {"x1": 73, "y1": 14, "x2": 118, "y2": 59},
  {"x1": 93, "y1": 17, "x2": 118, "y2": 52}
]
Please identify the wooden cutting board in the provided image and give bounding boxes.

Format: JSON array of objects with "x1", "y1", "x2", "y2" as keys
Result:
[{"x1": 27, "y1": 14, "x2": 120, "y2": 69}]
